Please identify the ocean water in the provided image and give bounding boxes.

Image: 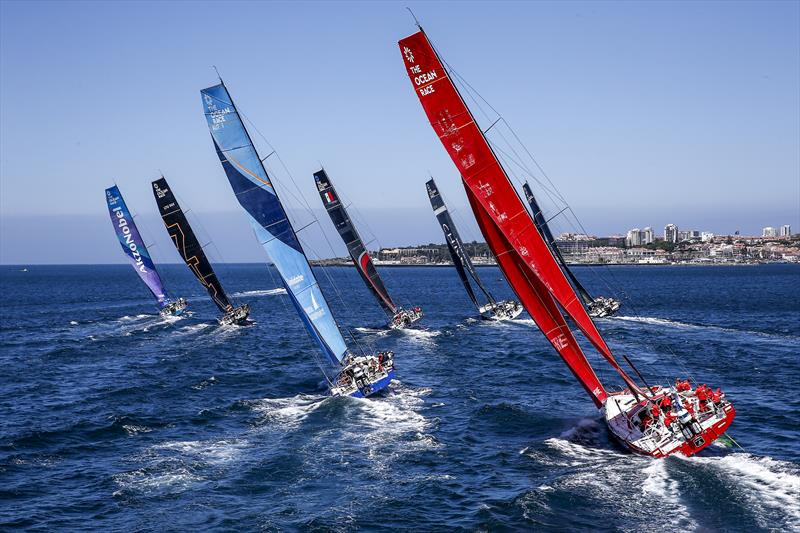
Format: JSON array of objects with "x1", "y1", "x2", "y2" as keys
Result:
[{"x1": 1, "y1": 263, "x2": 798, "y2": 531}]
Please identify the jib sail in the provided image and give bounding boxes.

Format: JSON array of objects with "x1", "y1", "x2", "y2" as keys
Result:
[
  {"x1": 425, "y1": 178, "x2": 494, "y2": 309},
  {"x1": 201, "y1": 82, "x2": 348, "y2": 366},
  {"x1": 314, "y1": 169, "x2": 397, "y2": 315},
  {"x1": 522, "y1": 182, "x2": 593, "y2": 306},
  {"x1": 151, "y1": 177, "x2": 233, "y2": 313}
]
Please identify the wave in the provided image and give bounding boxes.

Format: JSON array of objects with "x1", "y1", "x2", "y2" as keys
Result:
[
  {"x1": 611, "y1": 315, "x2": 799, "y2": 341},
  {"x1": 685, "y1": 452, "x2": 800, "y2": 529},
  {"x1": 231, "y1": 288, "x2": 286, "y2": 298}
]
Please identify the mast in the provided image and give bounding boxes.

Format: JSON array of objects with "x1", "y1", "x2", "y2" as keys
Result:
[
  {"x1": 151, "y1": 177, "x2": 234, "y2": 313},
  {"x1": 105, "y1": 185, "x2": 169, "y2": 307},
  {"x1": 398, "y1": 29, "x2": 644, "y2": 399},
  {"x1": 314, "y1": 169, "x2": 398, "y2": 315},
  {"x1": 201, "y1": 82, "x2": 350, "y2": 368},
  {"x1": 425, "y1": 177, "x2": 495, "y2": 309},
  {"x1": 522, "y1": 182, "x2": 594, "y2": 306}
]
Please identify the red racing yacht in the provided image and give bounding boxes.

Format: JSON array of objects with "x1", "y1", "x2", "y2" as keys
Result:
[{"x1": 397, "y1": 23, "x2": 734, "y2": 457}]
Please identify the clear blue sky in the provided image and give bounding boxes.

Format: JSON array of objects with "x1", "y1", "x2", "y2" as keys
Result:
[{"x1": 1, "y1": 0, "x2": 798, "y2": 264}]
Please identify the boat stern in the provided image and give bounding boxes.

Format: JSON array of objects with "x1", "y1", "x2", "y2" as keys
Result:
[{"x1": 604, "y1": 382, "x2": 735, "y2": 458}]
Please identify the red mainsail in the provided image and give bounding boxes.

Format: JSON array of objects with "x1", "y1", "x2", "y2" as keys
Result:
[{"x1": 399, "y1": 29, "x2": 642, "y2": 398}]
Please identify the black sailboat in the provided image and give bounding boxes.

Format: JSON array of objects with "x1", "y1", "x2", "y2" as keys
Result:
[
  {"x1": 522, "y1": 182, "x2": 620, "y2": 318},
  {"x1": 314, "y1": 169, "x2": 422, "y2": 329},
  {"x1": 151, "y1": 176, "x2": 250, "y2": 325},
  {"x1": 426, "y1": 178, "x2": 523, "y2": 320}
]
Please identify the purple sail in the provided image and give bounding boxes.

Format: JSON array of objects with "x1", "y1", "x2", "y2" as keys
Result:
[{"x1": 105, "y1": 185, "x2": 168, "y2": 307}]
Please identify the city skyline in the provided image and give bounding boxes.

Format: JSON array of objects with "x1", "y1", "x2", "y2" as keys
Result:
[{"x1": 1, "y1": 1, "x2": 798, "y2": 264}]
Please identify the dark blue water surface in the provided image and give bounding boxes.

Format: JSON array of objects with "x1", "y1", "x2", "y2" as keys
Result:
[{"x1": 1, "y1": 263, "x2": 798, "y2": 531}]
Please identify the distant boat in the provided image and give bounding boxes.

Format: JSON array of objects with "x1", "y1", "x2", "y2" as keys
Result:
[
  {"x1": 104, "y1": 185, "x2": 187, "y2": 317},
  {"x1": 200, "y1": 80, "x2": 394, "y2": 397},
  {"x1": 425, "y1": 177, "x2": 522, "y2": 320},
  {"x1": 522, "y1": 182, "x2": 620, "y2": 318},
  {"x1": 151, "y1": 177, "x2": 249, "y2": 325},
  {"x1": 398, "y1": 24, "x2": 734, "y2": 457},
  {"x1": 314, "y1": 168, "x2": 423, "y2": 329}
]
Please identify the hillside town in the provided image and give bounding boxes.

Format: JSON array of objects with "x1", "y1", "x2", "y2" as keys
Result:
[{"x1": 314, "y1": 224, "x2": 799, "y2": 267}]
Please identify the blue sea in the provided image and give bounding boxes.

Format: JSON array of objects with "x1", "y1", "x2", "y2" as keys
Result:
[{"x1": 1, "y1": 263, "x2": 798, "y2": 531}]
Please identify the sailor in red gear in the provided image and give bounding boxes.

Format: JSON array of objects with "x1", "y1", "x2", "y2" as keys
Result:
[
  {"x1": 695, "y1": 384, "x2": 709, "y2": 402},
  {"x1": 659, "y1": 396, "x2": 672, "y2": 412},
  {"x1": 650, "y1": 402, "x2": 661, "y2": 419},
  {"x1": 682, "y1": 399, "x2": 694, "y2": 415},
  {"x1": 663, "y1": 412, "x2": 676, "y2": 426},
  {"x1": 711, "y1": 388, "x2": 723, "y2": 404}
]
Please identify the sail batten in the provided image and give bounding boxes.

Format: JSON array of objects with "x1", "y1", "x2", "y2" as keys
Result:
[
  {"x1": 314, "y1": 169, "x2": 398, "y2": 316},
  {"x1": 105, "y1": 185, "x2": 169, "y2": 307},
  {"x1": 399, "y1": 29, "x2": 642, "y2": 397},
  {"x1": 201, "y1": 83, "x2": 349, "y2": 366},
  {"x1": 151, "y1": 177, "x2": 233, "y2": 313}
]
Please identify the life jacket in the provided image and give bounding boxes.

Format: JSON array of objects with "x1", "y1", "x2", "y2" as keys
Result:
[{"x1": 696, "y1": 385, "x2": 709, "y2": 402}]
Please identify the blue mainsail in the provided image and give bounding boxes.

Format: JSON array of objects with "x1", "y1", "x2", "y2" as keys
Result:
[
  {"x1": 201, "y1": 83, "x2": 348, "y2": 366},
  {"x1": 105, "y1": 185, "x2": 168, "y2": 307}
]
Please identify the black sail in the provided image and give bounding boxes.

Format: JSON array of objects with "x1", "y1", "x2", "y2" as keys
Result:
[
  {"x1": 522, "y1": 182, "x2": 593, "y2": 305},
  {"x1": 151, "y1": 177, "x2": 233, "y2": 313},
  {"x1": 314, "y1": 169, "x2": 397, "y2": 315},
  {"x1": 426, "y1": 178, "x2": 494, "y2": 308}
]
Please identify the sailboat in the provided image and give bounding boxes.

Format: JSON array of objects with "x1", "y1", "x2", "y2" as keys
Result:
[
  {"x1": 425, "y1": 178, "x2": 522, "y2": 320},
  {"x1": 200, "y1": 81, "x2": 395, "y2": 397},
  {"x1": 104, "y1": 185, "x2": 187, "y2": 317},
  {"x1": 398, "y1": 24, "x2": 735, "y2": 457},
  {"x1": 314, "y1": 169, "x2": 423, "y2": 329},
  {"x1": 522, "y1": 182, "x2": 620, "y2": 318},
  {"x1": 151, "y1": 177, "x2": 250, "y2": 326}
]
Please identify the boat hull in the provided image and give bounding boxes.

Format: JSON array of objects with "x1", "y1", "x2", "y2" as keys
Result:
[
  {"x1": 479, "y1": 300, "x2": 524, "y2": 321},
  {"x1": 347, "y1": 368, "x2": 395, "y2": 398},
  {"x1": 604, "y1": 387, "x2": 735, "y2": 458},
  {"x1": 588, "y1": 297, "x2": 621, "y2": 318},
  {"x1": 388, "y1": 307, "x2": 423, "y2": 329},
  {"x1": 159, "y1": 298, "x2": 188, "y2": 318},
  {"x1": 219, "y1": 303, "x2": 250, "y2": 326}
]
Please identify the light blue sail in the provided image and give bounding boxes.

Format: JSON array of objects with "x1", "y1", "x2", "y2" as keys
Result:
[{"x1": 201, "y1": 83, "x2": 348, "y2": 366}]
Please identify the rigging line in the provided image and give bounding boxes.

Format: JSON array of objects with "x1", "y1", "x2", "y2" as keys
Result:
[
  {"x1": 443, "y1": 60, "x2": 568, "y2": 205},
  {"x1": 447, "y1": 64, "x2": 682, "y2": 387},
  {"x1": 434, "y1": 41, "x2": 671, "y2": 389}
]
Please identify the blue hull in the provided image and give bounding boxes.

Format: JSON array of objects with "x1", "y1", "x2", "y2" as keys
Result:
[{"x1": 347, "y1": 369, "x2": 395, "y2": 398}]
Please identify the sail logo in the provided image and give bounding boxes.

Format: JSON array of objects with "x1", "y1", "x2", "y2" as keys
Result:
[
  {"x1": 287, "y1": 274, "x2": 304, "y2": 286},
  {"x1": 413, "y1": 70, "x2": 437, "y2": 86},
  {"x1": 153, "y1": 182, "x2": 169, "y2": 199},
  {"x1": 477, "y1": 182, "x2": 493, "y2": 198},
  {"x1": 403, "y1": 46, "x2": 415, "y2": 64},
  {"x1": 324, "y1": 191, "x2": 335, "y2": 203},
  {"x1": 553, "y1": 334, "x2": 569, "y2": 350},
  {"x1": 113, "y1": 207, "x2": 148, "y2": 273}
]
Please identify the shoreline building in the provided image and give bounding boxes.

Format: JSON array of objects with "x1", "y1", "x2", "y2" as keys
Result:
[
  {"x1": 780, "y1": 225, "x2": 792, "y2": 237},
  {"x1": 626, "y1": 227, "x2": 654, "y2": 247},
  {"x1": 763, "y1": 227, "x2": 778, "y2": 238},
  {"x1": 664, "y1": 224, "x2": 678, "y2": 243}
]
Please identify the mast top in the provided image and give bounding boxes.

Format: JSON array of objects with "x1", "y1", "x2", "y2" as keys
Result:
[
  {"x1": 212, "y1": 65, "x2": 224, "y2": 85},
  {"x1": 406, "y1": 7, "x2": 422, "y2": 30}
]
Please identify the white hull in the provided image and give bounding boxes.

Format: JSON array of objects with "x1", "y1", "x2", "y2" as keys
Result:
[
  {"x1": 479, "y1": 300, "x2": 524, "y2": 321},
  {"x1": 588, "y1": 297, "x2": 621, "y2": 318},
  {"x1": 219, "y1": 303, "x2": 250, "y2": 326},
  {"x1": 603, "y1": 385, "x2": 735, "y2": 458},
  {"x1": 388, "y1": 307, "x2": 423, "y2": 329}
]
